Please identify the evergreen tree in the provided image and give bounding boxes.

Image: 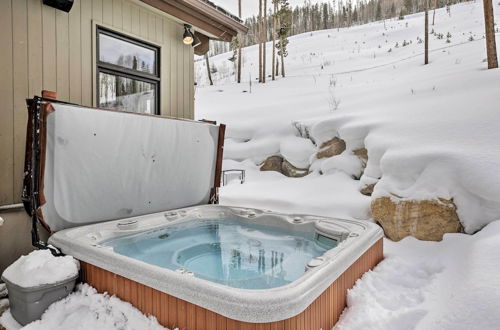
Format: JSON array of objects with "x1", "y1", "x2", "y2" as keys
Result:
[
  {"x1": 276, "y1": 0, "x2": 291, "y2": 77},
  {"x1": 376, "y1": 1, "x2": 382, "y2": 20}
]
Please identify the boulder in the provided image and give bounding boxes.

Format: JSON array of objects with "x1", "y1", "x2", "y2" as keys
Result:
[
  {"x1": 281, "y1": 160, "x2": 309, "y2": 178},
  {"x1": 260, "y1": 155, "x2": 284, "y2": 172},
  {"x1": 360, "y1": 183, "x2": 375, "y2": 196},
  {"x1": 316, "y1": 137, "x2": 346, "y2": 159},
  {"x1": 353, "y1": 148, "x2": 368, "y2": 163},
  {"x1": 371, "y1": 197, "x2": 462, "y2": 241}
]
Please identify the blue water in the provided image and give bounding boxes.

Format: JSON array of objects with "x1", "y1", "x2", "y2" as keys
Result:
[{"x1": 103, "y1": 219, "x2": 337, "y2": 289}]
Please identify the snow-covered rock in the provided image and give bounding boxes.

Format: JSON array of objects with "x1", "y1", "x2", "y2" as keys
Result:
[
  {"x1": 371, "y1": 197, "x2": 462, "y2": 241},
  {"x1": 321, "y1": 153, "x2": 364, "y2": 179},
  {"x1": 279, "y1": 136, "x2": 315, "y2": 169},
  {"x1": 316, "y1": 137, "x2": 346, "y2": 159},
  {"x1": 1, "y1": 250, "x2": 79, "y2": 288}
]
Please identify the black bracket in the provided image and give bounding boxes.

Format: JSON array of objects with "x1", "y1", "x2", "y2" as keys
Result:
[{"x1": 23, "y1": 96, "x2": 63, "y2": 256}]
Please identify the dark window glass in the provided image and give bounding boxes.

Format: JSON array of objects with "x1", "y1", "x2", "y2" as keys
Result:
[
  {"x1": 97, "y1": 27, "x2": 160, "y2": 114},
  {"x1": 99, "y1": 72, "x2": 156, "y2": 114},
  {"x1": 99, "y1": 33, "x2": 156, "y2": 75}
]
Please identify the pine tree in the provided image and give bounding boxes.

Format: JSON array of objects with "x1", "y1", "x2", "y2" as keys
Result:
[
  {"x1": 276, "y1": 0, "x2": 291, "y2": 77},
  {"x1": 376, "y1": 1, "x2": 382, "y2": 20}
]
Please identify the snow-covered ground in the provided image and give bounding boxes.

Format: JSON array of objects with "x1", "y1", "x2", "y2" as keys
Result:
[
  {"x1": 335, "y1": 221, "x2": 500, "y2": 330},
  {"x1": 0, "y1": 284, "x2": 170, "y2": 330},
  {"x1": 196, "y1": 1, "x2": 500, "y2": 233},
  {"x1": 195, "y1": 1, "x2": 500, "y2": 329},
  {"x1": 1, "y1": 2, "x2": 499, "y2": 330}
]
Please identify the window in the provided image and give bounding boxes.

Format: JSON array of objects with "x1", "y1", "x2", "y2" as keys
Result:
[{"x1": 96, "y1": 27, "x2": 160, "y2": 114}]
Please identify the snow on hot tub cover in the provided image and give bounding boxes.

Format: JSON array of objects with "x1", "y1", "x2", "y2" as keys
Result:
[{"x1": 33, "y1": 103, "x2": 221, "y2": 232}]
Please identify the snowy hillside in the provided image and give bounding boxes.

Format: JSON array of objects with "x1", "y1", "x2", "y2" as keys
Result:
[
  {"x1": 195, "y1": 3, "x2": 500, "y2": 328},
  {"x1": 195, "y1": 1, "x2": 500, "y2": 233}
]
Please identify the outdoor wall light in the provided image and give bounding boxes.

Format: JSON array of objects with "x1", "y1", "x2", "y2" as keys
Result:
[
  {"x1": 183, "y1": 24, "x2": 194, "y2": 45},
  {"x1": 43, "y1": 0, "x2": 74, "y2": 12}
]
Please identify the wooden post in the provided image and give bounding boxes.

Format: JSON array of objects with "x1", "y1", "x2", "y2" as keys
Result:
[
  {"x1": 483, "y1": 0, "x2": 498, "y2": 69},
  {"x1": 42, "y1": 90, "x2": 57, "y2": 100},
  {"x1": 237, "y1": 0, "x2": 242, "y2": 83},
  {"x1": 424, "y1": 0, "x2": 429, "y2": 65}
]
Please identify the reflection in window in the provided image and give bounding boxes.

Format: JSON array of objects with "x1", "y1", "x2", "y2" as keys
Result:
[
  {"x1": 99, "y1": 34, "x2": 156, "y2": 75},
  {"x1": 99, "y1": 73, "x2": 155, "y2": 114},
  {"x1": 97, "y1": 27, "x2": 159, "y2": 114}
]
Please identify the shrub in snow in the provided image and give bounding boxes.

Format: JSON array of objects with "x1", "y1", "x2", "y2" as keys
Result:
[{"x1": 2, "y1": 250, "x2": 79, "y2": 288}]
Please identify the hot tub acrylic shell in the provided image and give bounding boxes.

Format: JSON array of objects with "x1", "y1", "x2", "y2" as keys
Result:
[{"x1": 49, "y1": 205, "x2": 383, "y2": 326}]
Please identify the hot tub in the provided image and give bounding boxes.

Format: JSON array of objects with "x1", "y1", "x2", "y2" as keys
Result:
[
  {"x1": 23, "y1": 96, "x2": 383, "y2": 330},
  {"x1": 49, "y1": 205, "x2": 382, "y2": 328}
]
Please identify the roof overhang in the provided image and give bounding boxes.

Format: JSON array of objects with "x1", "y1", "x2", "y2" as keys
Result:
[{"x1": 140, "y1": 0, "x2": 248, "y2": 43}]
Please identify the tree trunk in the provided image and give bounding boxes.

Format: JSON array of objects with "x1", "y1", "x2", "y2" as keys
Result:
[
  {"x1": 272, "y1": 1, "x2": 276, "y2": 80},
  {"x1": 483, "y1": 0, "x2": 498, "y2": 69},
  {"x1": 258, "y1": 0, "x2": 263, "y2": 82},
  {"x1": 424, "y1": 0, "x2": 429, "y2": 65},
  {"x1": 205, "y1": 53, "x2": 213, "y2": 86},
  {"x1": 280, "y1": 35, "x2": 285, "y2": 77},
  {"x1": 263, "y1": 0, "x2": 267, "y2": 83},
  {"x1": 237, "y1": 0, "x2": 242, "y2": 83},
  {"x1": 432, "y1": 0, "x2": 437, "y2": 25}
]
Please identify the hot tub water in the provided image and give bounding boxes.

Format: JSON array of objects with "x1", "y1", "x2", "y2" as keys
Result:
[{"x1": 103, "y1": 219, "x2": 337, "y2": 289}]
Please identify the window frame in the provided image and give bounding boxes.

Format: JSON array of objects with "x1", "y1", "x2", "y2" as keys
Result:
[{"x1": 96, "y1": 26, "x2": 161, "y2": 115}]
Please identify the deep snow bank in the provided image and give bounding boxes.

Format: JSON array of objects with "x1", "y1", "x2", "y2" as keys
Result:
[
  {"x1": 0, "y1": 284, "x2": 169, "y2": 330},
  {"x1": 334, "y1": 220, "x2": 500, "y2": 330}
]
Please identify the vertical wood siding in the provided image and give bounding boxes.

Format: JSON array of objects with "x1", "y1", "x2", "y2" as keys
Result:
[
  {"x1": 81, "y1": 239, "x2": 384, "y2": 330},
  {"x1": 0, "y1": 0, "x2": 195, "y2": 205}
]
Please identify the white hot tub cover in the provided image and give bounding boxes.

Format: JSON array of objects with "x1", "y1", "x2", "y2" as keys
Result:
[{"x1": 24, "y1": 100, "x2": 223, "y2": 232}]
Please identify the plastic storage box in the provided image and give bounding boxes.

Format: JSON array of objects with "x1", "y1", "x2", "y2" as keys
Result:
[{"x1": 1, "y1": 274, "x2": 78, "y2": 326}]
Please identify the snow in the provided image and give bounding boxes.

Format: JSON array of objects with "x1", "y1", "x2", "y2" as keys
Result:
[
  {"x1": 193, "y1": 2, "x2": 500, "y2": 328},
  {"x1": 319, "y1": 153, "x2": 364, "y2": 178},
  {"x1": 334, "y1": 220, "x2": 500, "y2": 330},
  {"x1": 0, "y1": 284, "x2": 171, "y2": 330},
  {"x1": 222, "y1": 163, "x2": 372, "y2": 220},
  {"x1": 196, "y1": 1, "x2": 500, "y2": 233},
  {"x1": 1, "y1": 250, "x2": 79, "y2": 288},
  {"x1": 279, "y1": 136, "x2": 315, "y2": 168}
]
